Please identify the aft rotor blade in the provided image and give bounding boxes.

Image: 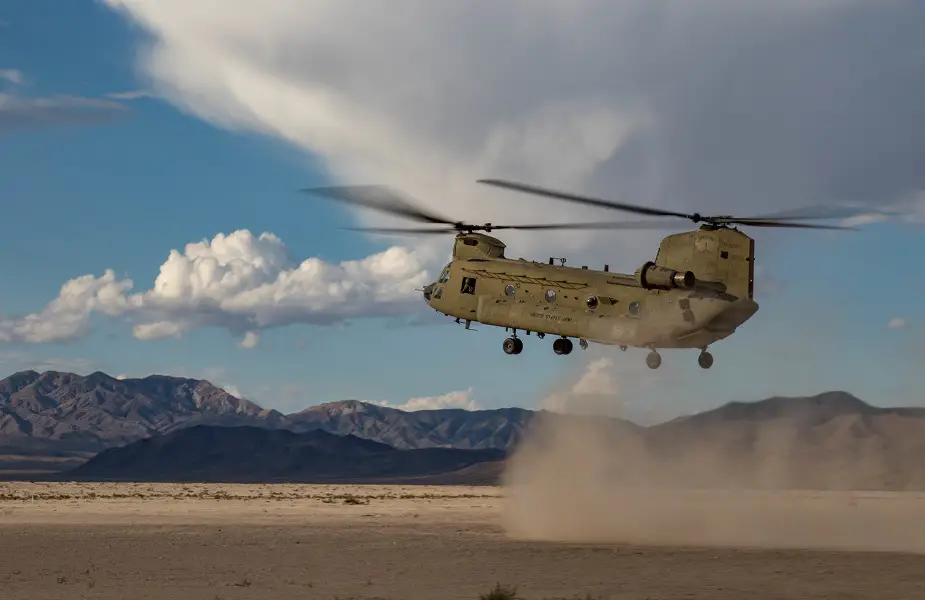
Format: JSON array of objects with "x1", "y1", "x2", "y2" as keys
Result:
[
  {"x1": 720, "y1": 219, "x2": 857, "y2": 230},
  {"x1": 735, "y1": 204, "x2": 873, "y2": 222},
  {"x1": 301, "y1": 185, "x2": 457, "y2": 225},
  {"x1": 478, "y1": 178, "x2": 697, "y2": 220}
]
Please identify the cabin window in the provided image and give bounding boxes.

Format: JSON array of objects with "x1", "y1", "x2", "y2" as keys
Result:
[
  {"x1": 438, "y1": 264, "x2": 451, "y2": 283},
  {"x1": 628, "y1": 301, "x2": 640, "y2": 316},
  {"x1": 720, "y1": 251, "x2": 729, "y2": 259},
  {"x1": 463, "y1": 239, "x2": 479, "y2": 246},
  {"x1": 461, "y1": 277, "x2": 477, "y2": 295},
  {"x1": 434, "y1": 287, "x2": 443, "y2": 299},
  {"x1": 586, "y1": 296, "x2": 599, "y2": 310},
  {"x1": 544, "y1": 289, "x2": 557, "y2": 303},
  {"x1": 504, "y1": 284, "x2": 516, "y2": 297}
]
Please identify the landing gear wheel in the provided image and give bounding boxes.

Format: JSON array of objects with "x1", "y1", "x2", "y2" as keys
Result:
[
  {"x1": 698, "y1": 351, "x2": 713, "y2": 369},
  {"x1": 553, "y1": 337, "x2": 573, "y2": 355},
  {"x1": 579, "y1": 338, "x2": 588, "y2": 350},
  {"x1": 503, "y1": 337, "x2": 523, "y2": 355},
  {"x1": 645, "y1": 350, "x2": 662, "y2": 369}
]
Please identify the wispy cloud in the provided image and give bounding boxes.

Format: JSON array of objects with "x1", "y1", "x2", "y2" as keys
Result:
[
  {"x1": 372, "y1": 387, "x2": 479, "y2": 412},
  {"x1": 0, "y1": 93, "x2": 130, "y2": 133},
  {"x1": 888, "y1": 317, "x2": 907, "y2": 330},
  {"x1": 0, "y1": 352, "x2": 97, "y2": 375},
  {"x1": 0, "y1": 69, "x2": 23, "y2": 85},
  {"x1": 106, "y1": 89, "x2": 155, "y2": 100}
]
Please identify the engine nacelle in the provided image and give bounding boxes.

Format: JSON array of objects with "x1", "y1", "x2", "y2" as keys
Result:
[{"x1": 636, "y1": 261, "x2": 696, "y2": 290}]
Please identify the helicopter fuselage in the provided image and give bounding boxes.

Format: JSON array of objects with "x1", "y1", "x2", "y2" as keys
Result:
[{"x1": 421, "y1": 229, "x2": 759, "y2": 367}]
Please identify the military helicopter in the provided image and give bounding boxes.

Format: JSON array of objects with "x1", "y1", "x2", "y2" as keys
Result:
[{"x1": 302, "y1": 179, "x2": 858, "y2": 369}]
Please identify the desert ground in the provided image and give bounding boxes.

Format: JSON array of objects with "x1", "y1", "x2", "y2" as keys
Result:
[{"x1": 1, "y1": 483, "x2": 925, "y2": 599}]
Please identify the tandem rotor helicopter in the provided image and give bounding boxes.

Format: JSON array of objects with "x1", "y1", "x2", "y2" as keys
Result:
[{"x1": 302, "y1": 179, "x2": 859, "y2": 370}]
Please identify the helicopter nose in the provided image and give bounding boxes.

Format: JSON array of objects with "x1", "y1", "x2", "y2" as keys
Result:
[{"x1": 422, "y1": 282, "x2": 436, "y2": 302}]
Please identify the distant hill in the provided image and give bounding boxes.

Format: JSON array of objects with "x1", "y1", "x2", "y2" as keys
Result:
[
  {"x1": 0, "y1": 370, "x2": 635, "y2": 469},
  {"x1": 638, "y1": 391, "x2": 925, "y2": 490},
  {"x1": 65, "y1": 425, "x2": 506, "y2": 484},
  {"x1": 286, "y1": 399, "x2": 640, "y2": 450},
  {"x1": 4, "y1": 370, "x2": 925, "y2": 488},
  {"x1": 0, "y1": 370, "x2": 287, "y2": 475}
]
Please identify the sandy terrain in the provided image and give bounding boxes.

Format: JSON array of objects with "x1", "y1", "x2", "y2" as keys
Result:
[{"x1": 1, "y1": 482, "x2": 925, "y2": 599}]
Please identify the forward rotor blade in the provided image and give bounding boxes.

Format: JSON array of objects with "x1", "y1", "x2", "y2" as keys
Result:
[
  {"x1": 350, "y1": 220, "x2": 698, "y2": 233},
  {"x1": 343, "y1": 226, "x2": 457, "y2": 235},
  {"x1": 478, "y1": 178, "x2": 696, "y2": 220},
  {"x1": 301, "y1": 185, "x2": 457, "y2": 225},
  {"x1": 493, "y1": 219, "x2": 695, "y2": 231}
]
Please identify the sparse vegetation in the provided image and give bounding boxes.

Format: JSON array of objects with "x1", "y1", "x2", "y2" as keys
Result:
[
  {"x1": 0, "y1": 482, "x2": 498, "y2": 503},
  {"x1": 480, "y1": 583, "x2": 522, "y2": 600},
  {"x1": 477, "y1": 584, "x2": 605, "y2": 600}
]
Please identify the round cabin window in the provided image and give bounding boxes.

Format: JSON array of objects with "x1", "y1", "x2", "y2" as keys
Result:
[
  {"x1": 628, "y1": 301, "x2": 640, "y2": 315},
  {"x1": 504, "y1": 284, "x2": 516, "y2": 297},
  {"x1": 544, "y1": 289, "x2": 557, "y2": 303},
  {"x1": 586, "y1": 296, "x2": 599, "y2": 310}
]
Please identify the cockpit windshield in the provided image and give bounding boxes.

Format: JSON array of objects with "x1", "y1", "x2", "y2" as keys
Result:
[{"x1": 438, "y1": 263, "x2": 451, "y2": 283}]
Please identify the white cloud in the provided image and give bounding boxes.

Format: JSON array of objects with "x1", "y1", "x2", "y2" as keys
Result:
[
  {"x1": 0, "y1": 271, "x2": 132, "y2": 343},
  {"x1": 98, "y1": 0, "x2": 925, "y2": 269},
  {"x1": 237, "y1": 331, "x2": 259, "y2": 349},
  {"x1": 542, "y1": 357, "x2": 622, "y2": 416},
  {"x1": 0, "y1": 69, "x2": 22, "y2": 85},
  {"x1": 0, "y1": 229, "x2": 431, "y2": 343},
  {"x1": 888, "y1": 317, "x2": 907, "y2": 330},
  {"x1": 374, "y1": 387, "x2": 479, "y2": 412}
]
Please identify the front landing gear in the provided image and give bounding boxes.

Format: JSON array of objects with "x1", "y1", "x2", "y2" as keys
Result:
[
  {"x1": 698, "y1": 350, "x2": 714, "y2": 369},
  {"x1": 503, "y1": 337, "x2": 524, "y2": 355},
  {"x1": 553, "y1": 337, "x2": 573, "y2": 355},
  {"x1": 645, "y1": 350, "x2": 662, "y2": 369}
]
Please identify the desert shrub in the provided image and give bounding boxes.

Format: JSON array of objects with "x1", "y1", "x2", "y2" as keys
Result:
[{"x1": 480, "y1": 583, "x2": 521, "y2": 600}]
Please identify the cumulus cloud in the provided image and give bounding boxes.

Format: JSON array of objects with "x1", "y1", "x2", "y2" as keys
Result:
[
  {"x1": 0, "y1": 230, "x2": 430, "y2": 343},
  {"x1": 0, "y1": 271, "x2": 132, "y2": 343},
  {"x1": 374, "y1": 387, "x2": 479, "y2": 412},
  {"x1": 888, "y1": 317, "x2": 907, "y2": 331},
  {"x1": 99, "y1": 0, "x2": 925, "y2": 268}
]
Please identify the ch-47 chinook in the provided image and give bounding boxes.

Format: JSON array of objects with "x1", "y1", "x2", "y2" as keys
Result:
[{"x1": 302, "y1": 179, "x2": 859, "y2": 370}]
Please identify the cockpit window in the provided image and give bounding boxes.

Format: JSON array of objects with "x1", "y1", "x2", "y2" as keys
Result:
[{"x1": 438, "y1": 263, "x2": 451, "y2": 283}]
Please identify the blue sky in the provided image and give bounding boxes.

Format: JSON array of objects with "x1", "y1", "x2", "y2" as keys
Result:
[{"x1": 1, "y1": 1, "x2": 923, "y2": 420}]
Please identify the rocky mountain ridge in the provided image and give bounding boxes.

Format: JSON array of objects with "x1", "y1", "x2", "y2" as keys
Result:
[{"x1": 3, "y1": 369, "x2": 925, "y2": 488}]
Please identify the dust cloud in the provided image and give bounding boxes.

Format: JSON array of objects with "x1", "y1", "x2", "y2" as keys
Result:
[{"x1": 501, "y1": 358, "x2": 925, "y2": 553}]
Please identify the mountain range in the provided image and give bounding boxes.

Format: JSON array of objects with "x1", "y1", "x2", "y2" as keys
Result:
[{"x1": 2, "y1": 370, "x2": 925, "y2": 489}]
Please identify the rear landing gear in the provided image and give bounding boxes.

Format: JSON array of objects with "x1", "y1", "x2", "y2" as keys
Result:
[
  {"x1": 553, "y1": 337, "x2": 573, "y2": 355},
  {"x1": 503, "y1": 337, "x2": 523, "y2": 355},
  {"x1": 698, "y1": 350, "x2": 713, "y2": 369},
  {"x1": 646, "y1": 350, "x2": 662, "y2": 369}
]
